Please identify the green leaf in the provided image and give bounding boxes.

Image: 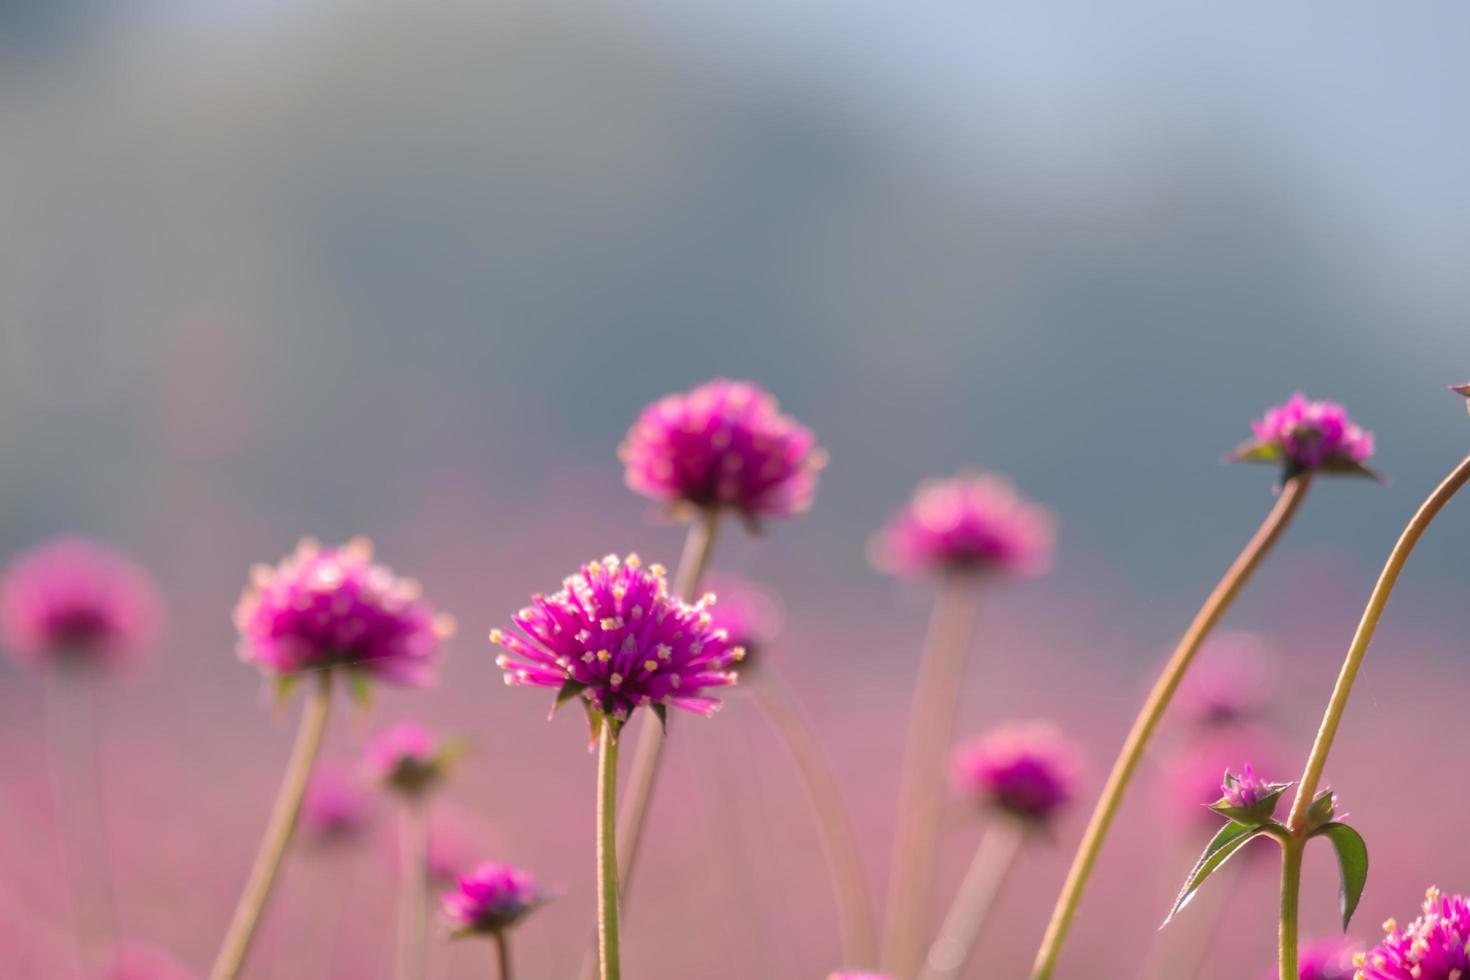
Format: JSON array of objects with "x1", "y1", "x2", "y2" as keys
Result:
[
  {"x1": 1312, "y1": 822, "x2": 1368, "y2": 929},
  {"x1": 1229, "y1": 442, "x2": 1283, "y2": 465},
  {"x1": 1163, "y1": 822, "x2": 1269, "y2": 926},
  {"x1": 347, "y1": 670, "x2": 373, "y2": 709}
]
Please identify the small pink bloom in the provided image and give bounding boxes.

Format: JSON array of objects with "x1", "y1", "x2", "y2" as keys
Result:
[
  {"x1": 1233, "y1": 393, "x2": 1377, "y2": 478},
  {"x1": 363, "y1": 721, "x2": 450, "y2": 796},
  {"x1": 951, "y1": 721, "x2": 1081, "y2": 823},
  {"x1": 302, "y1": 766, "x2": 372, "y2": 843},
  {"x1": 871, "y1": 472, "x2": 1054, "y2": 579},
  {"x1": 442, "y1": 862, "x2": 544, "y2": 936},
  {"x1": 0, "y1": 536, "x2": 162, "y2": 670}
]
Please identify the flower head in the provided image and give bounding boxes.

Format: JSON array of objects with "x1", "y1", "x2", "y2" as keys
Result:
[
  {"x1": 363, "y1": 721, "x2": 460, "y2": 796},
  {"x1": 951, "y1": 722, "x2": 1081, "y2": 824},
  {"x1": 302, "y1": 767, "x2": 372, "y2": 843},
  {"x1": 1178, "y1": 632, "x2": 1275, "y2": 727},
  {"x1": 492, "y1": 554, "x2": 741, "y2": 729},
  {"x1": 1210, "y1": 763, "x2": 1293, "y2": 826},
  {"x1": 827, "y1": 974, "x2": 894, "y2": 980},
  {"x1": 0, "y1": 536, "x2": 162, "y2": 670},
  {"x1": 870, "y1": 472, "x2": 1054, "y2": 579},
  {"x1": 442, "y1": 862, "x2": 545, "y2": 937},
  {"x1": 703, "y1": 574, "x2": 782, "y2": 671},
  {"x1": 233, "y1": 537, "x2": 454, "y2": 685},
  {"x1": 1260, "y1": 937, "x2": 1358, "y2": 980},
  {"x1": 1232, "y1": 393, "x2": 1377, "y2": 480},
  {"x1": 619, "y1": 379, "x2": 825, "y2": 521},
  {"x1": 1355, "y1": 887, "x2": 1470, "y2": 980}
]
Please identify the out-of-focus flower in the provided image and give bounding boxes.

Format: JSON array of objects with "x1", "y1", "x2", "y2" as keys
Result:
[
  {"x1": 363, "y1": 721, "x2": 462, "y2": 796},
  {"x1": 619, "y1": 379, "x2": 825, "y2": 521},
  {"x1": 1231, "y1": 393, "x2": 1378, "y2": 479},
  {"x1": 0, "y1": 536, "x2": 162, "y2": 670},
  {"x1": 869, "y1": 472, "x2": 1054, "y2": 579},
  {"x1": 827, "y1": 973, "x2": 893, "y2": 980},
  {"x1": 1259, "y1": 937, "x2": 1358, "y2": 980},
  {"x1": 1355, "y1": 887, "x2": 1470, "y2": 979},
  {"x1": 233, "y1": 537, "x2": 454, "y2": 685},
  {"x1": 1178, "y1": 632, "x2": 1275, "y2": 727},
  {"x1": 1156, "y1": 730, "x2": 1287, "y2": 831},
  {"x1": 703, "y1": 574, "x2": 782, "y2": 671},
  {"x1": 442, "y1": 862, "x2": 545, "y2": 937},
  {"x1": 103, "y1": 943, "x2": 196, "y2": 980},
  {"x1": 492, "y1": 554, "x2": 741, "y2": 727},
  {"x1": 302, "y1": 766, "x2": 372, "y2": 844},
  {"x1": 951, "y1": 722, "x2": 1081, "y2": 824}
]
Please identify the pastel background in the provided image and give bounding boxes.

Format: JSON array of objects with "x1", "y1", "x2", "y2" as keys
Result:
[{"x1": 2, "y1": 2, "x2": 1469, "y2": 977}]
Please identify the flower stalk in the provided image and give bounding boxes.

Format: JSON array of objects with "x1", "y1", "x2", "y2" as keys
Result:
[
  {"x1": 596, "y1": 720, "x2": 622, "y2": 980},
  {"x1": 1031, "y1": 475, "x2": 1313, "y2": 979},
  {"x1": 1277, "y1": 834, "x2": 1304, "y2": 980},
  {"x1": 918, "y1": 817, "x2": 1025, "y2": 980},
  {"x1": 208, "y1": 670, "x2": 334, "y2": 980},
  {"x1": 493, "y1": 932, "x2": 512, "y2": 980},
  {"x1": 396, "y1": 798, "x2": 429, "y2": 980}
]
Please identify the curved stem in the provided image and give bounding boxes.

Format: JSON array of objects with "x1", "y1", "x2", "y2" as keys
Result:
[
  {"x1": 881, "y1": 579, "x2": 983, "y2": 977},
  {"x1": 209, "y1": 670, "x2": 334, "y2": 980},
  {"x1": 1286, "y1": 454, "x2": 1470, "y2": 831},
  {"x1": 1278, "y1": 836, "x2": 1303, "y2": 980},
  {"x1": 493, "y1": 931, "x2": 512, "y2": 980},
  {"x1": 396, "y1": 799, "x2": 429, "y2": 980},
  {"x1": 577, "y1": 509, "x2": 722, "y2": 980},
  {"x1": 918, "y1": 817, "x2": 1024, "y2": 980},
  {"x1": 1031, "y1": 475, "x2": 1313, "y2": 979},
  {"x1": 596, "y1": 722, "x2": 622, "y2": 980},
  {"x1": 752, "y1": 668, "x2": 878, "y2": 968}
]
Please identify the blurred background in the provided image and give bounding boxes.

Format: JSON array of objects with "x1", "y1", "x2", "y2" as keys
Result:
[{"x1": 1, "y1": 1, "x2": 1469, "y2": 976}]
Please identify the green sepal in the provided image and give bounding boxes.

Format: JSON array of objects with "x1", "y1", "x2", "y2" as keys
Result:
[
  {"x1": 650, "y1": 702, "x2": 669, "y2": 733},
  {"x1": 1452, "y1": 383, "x2": 1470, "y2": 413},
  {"x1": 1206, "y1": 779, "x2": 1292, "y2": 827},
  {"x1": 1305, "y1": 789, "x2": 1337, "y2": 830},
  {"x1": 1310, "y1": 822, "x2": 1368, "y2": 929},
  {"x1": 1228, "y1": 441, "x2": 1283, "y2": 465},
  {"x1": 1318, "y1": 458, "x2": 1387, "y2": 484},
  {"x1": 1163, "y1": 821, "x2": 1271, "y2": 926},
  {"x1": 549, "y1": 679, "x2": 588, "y2": 720}
]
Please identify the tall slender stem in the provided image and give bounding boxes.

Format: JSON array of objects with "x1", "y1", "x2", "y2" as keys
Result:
[
  {"x1": 596, "y1": 722, "x2": 622, "y2": 980},
  {"x1": 1278, "y1": 836, "x2": 1303, "y2": 980},
  {"x1": 396, "y1": 799, "x2": 429, "y2": 980},
  {"x1": 1031, "y1": 475, "x2": 1313, "y2": 980},
  {"x1": 209, "y1": 670, "x2": 334, "y2": 980},
  {"x1": 493, "y1": 931, "x2": 512, "y2": 980},
  {"x1": 881, "y1": 579, "x2": 983, "y2": 977},
  {"x1": 577, "y1": 509, "x2": 722, "y2": 980},
  {"x1": 1286, "y1": 454, "x2": 1470, "y2": 831},
  {"x1": 752, "y1": 668, "x2": 877, "y2": 967},
  {"x1": 43, "y1": 664, "x2": 117, "y2": 971},
  {"x1": 918, "y1": 817, "x2": 1024, "y2": 980}
]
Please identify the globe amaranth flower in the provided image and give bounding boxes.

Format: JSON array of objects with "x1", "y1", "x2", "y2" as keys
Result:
[
  {"x1": 951, "y1": 722, "x2": 1081, "y2": 824},
  {"x1": 0, "y1": 536, "x2": 162, "y2": 670},
  {"x1": 233, "y1": 537, "x2": 454, "y2": 685},
  {"x1": 870, "y1": 472, "x2": 1055, "y2": 579},
  {"x1": 1178, "y1": 632, "x2": 1276, "y2": 727},
  {"x1": 442, "y1": 862, "x2": 545, "y2": 937},
  {"x1": 1232, "y1": 393, "x2": 1378, "y2": 480},
  {"x1": 703, "y1": 574, "x2": 782, "y2": 672},
  {"x1": 491, "y1": 553, "x2": 741, "y2": 728},
  {"x1": 1259, "y1": 937, "x2": 1358, "y2": 980},
  {"x1": 302, "y1": 766, "x2": 372, "y2": 843},
  {"x1": 619, "y1": 379, "x2": 826, "y2": 521},
  {"x1": 1157, "y1": 730, "x2": 1286, "y2": 831},
  {"x1": 1355, "y1": 887, "x2": 1470, "y2": 980},
  {"x1": 1211, "y1": 763, "x2": 1293, "y2": 826},
  {"x1": 363, "y1": 721, "x2": 463, "y2": 796}
]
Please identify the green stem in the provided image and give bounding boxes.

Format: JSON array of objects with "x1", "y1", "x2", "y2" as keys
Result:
[
  {"x1": 208, "y1": 670, "x2": 334, "y2": 980},
  {"x1": 881, "y1": 578, "x2": 983, "y2": 977},
  {"x1": 1286, "y1": 454, "x2": 1470, "y2": 831},
  {"x1": 596, "y1": 722, "x2": 622, "y2": 980},
  {"x1": 494, "y1": 931, "x2": 512, "y2": 980},
  {"x1": 752, "y1": 669, "x2": 878, "y2": 968},
  {"x1": 1278, "y1": 836, "x2": 1303, "y2": 980},
  {"x1": 918, "y1": 817, "x2": 1025, "y2": 980},
  {"x1": 396, "y1": 799, "x2": 429, "y2": 980},
  {"x1": 1031, "y1": 475, "x2": 1313, "y2": 979}
]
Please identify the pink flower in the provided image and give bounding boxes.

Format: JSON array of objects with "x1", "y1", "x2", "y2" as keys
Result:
[
  {"x1": 619, "y1": 379, "x2": 825, "y2": 521},
  {"x1": 301, "y1": 766, "x2": 372, "y2": 843},
  {"x1": 363, "y1": 721, "x2": 454, "y2": 796},
  {"x1": 1232, "y1": 393, "x2": 1377, "y2": 479},
  {"x1": 233, "y1": 537, "x2": 454, "y2": 684},
  {"x1": 103, "y1": 943, "x2": 196, "y2": 980},
  {"x1": 951, "y1": 722, "x2": 1082, "y2": 823},
  {"x1": 870, "y1": 472, "x2": 1054, "y2": 579},
  {"x1": 0, "y1": 536, "x2": 162, "y2": 670},
  {"x1": 442, "y1": 862, "x2": 544, "y2": 936},
  {"x1": 1357, "y1": 887, "x2": 1470, "y2": 979},
  {"x1": 1177, "y1": 632, "x2": 1276, "y2": 726}
]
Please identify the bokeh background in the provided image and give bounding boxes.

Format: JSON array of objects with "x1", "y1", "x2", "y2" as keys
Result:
[{"x1": 2, "y1": 1, "x2": 1469, "y2": 977}]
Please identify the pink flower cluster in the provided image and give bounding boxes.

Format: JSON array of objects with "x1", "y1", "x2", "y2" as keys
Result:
[{"x1": 871, "y1": 472, "x2": 1054, "y2": 578}]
